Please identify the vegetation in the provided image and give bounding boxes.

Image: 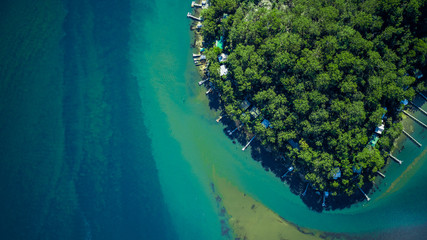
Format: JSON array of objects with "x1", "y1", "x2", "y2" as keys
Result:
[{"x1": 200, "y1": 0, "x2": 427, "y2": 196}]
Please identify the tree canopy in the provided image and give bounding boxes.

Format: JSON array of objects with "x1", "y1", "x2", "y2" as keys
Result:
[{"x1": 201, "y1": 0, "x2": 427, "y2": 196}]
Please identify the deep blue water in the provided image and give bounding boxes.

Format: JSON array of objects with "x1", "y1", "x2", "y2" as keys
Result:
[{"x1": 0, "y1": 0, "x2": 176, "y2": 239}]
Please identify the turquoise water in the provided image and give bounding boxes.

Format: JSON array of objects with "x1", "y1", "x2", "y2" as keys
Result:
[
  {"x1": 0, "y1": 0, "x2": 176, "y2": 239},
  {"x1": 1, "y1": 0, "x2": 426, "y2": 239},
  {"x1": 135, "y1": 0, "x2": 427, "y2": 238}
]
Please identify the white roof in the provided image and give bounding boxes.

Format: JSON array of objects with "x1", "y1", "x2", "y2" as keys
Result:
[
  {"x1": 218, "y1": 53, "x2": 228, "y2": 62},
  {"x1": 375, "y1": 122, "x2": 385, "y2": 135},
  {"x1": 220, "y1": 65, "x2": 228, "y2": 76}
]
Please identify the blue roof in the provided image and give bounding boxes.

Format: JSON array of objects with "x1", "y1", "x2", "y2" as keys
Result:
[
  {"x1": 288, "y1": 140, "x2": 300, "y2": 149},
  {"x1": 261, "y1": 119, "x2": 271, "y2": 128},
  {"x1": 332, "y1": 168, "x2": 341, "y2": 179},
  {"x1": 382, "y1": 107, "x2": 387, "y2": 119},
  {"x1": 215, "y1": 36, "x2": 224, "y2": 50},
  {"x1": 401, "y1": 99, "x2": 408, "y2": 105},
  {"x1": 353, "y1": 165, "x2": 362, "y2": 174}
]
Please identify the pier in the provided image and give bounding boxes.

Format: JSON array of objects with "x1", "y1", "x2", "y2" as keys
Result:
[
  {"x1": 198, "y1": 79, "x2": 209, "y2": 85},
  {"x1": 228, "y1": 124, "x2": 243, "y2": 136},
  {"x1": 216, "y1": 115, "x2": 223, "y2": 123},
  {"x1": 191, "y1": 1, "x2": 202, "y2": 7},
  {"x1": 242, "y1": 135, "x2": 256, "y2": 151},
  {"x1": 409, "y1": 101, "x2": 427, "y2": 116},
  {"x1": 281, "y1": 166, "x2": 294, "y2": 179},
  {"x1": 187, "y1": 12, "x2": 202, "y2": 21},
  {"x1": 193, "y1": 53, "x2": 201, "y2": 58},
  {"x1": 377, "y1": 171, "x2": 386, "y2": 178},
  {"x1": 403, "y1": 111, "x2": 427, "y2": 128},
  {"x1": 358, "y1": 187, "x2": 370, "y2": 202},
  {"x1": 301, "y1": 183, "x2": 309, "y2": 196},
  {"x1": 416, "y1": 90, "x2": 427, "y2": 101},
  {"x1": 389, "y1": 154, "x2": 402, "y2": 165},
  {"x1": 205, "y1": 88, "x2": 212, "y2": 95},
  {"x1": 402, "y1": 130, "x2": 422, "y2": 147}
]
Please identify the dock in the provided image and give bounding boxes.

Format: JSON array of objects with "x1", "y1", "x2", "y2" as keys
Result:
[
  {"x1": 377, "y1": 171, "x2": 386, "y2": 178},
  {"x1": 389, "y1": 154, "x2": 402, "y2": 165},
  {"x1": 216, "y1": 116, "x2": 223, "y2": 122},
  {"x1": 403, "y1": 111, "x2": 427, "y2": 128},
  {"x1": 187, "y1": 12, "x2": 202, "y2": 21},
  {"x1": 402, "y1": 130, "x2": 422, "y2": 147},
  {"x1": 416, "y1": 90, "x2": 427, "y2": 101},
  {"x1": 198, "y1": 79, "x2": 209, "y2": 85},
  {"x1": 358, "y1": 187, "x2": 370, "y2": 202},
  {"x1": 242, "y1": 135, "x2": 256, "y2": 151},
  {"x1": 191, "y1": 1, "x2": 202, "y2": 7},
  {"x1": 409, "y1": 101, "x2": 427, "y2": 116},
  {"x1": 205, "y1": 88, "x2": 212, "y2": 95},
  {"x1": 193, "y1": 53, "x2": 201, "y2": 58}
]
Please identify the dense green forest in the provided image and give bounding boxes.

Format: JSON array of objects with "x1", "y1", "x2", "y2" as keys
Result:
[{"x1": 200, "y1": 0, "x2": 427, "y2": 196}]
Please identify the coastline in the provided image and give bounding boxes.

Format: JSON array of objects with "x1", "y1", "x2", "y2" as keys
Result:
[{"x1": 188, "y1": 0, "x2": 427, "y2": 210}]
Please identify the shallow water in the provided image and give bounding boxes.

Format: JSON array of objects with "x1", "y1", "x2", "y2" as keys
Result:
[{"x1": 135, "y1": 0, "x2": 427, "y2": 238}]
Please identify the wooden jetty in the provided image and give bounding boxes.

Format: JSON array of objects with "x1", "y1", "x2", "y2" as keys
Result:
[
  {"x1": 193, "y1": 53, "x2": 201, "y2": 58},
  {"x1": 187, "y1": 12, "x2": 202, "y2": 21},
  {"x1": 198, "y1": 79, "x2": 209, "y2": 85},
  {"x1": 403, "y1": 111, "x2": 427, "y2": 128},
  {"x1": 377, "y1": 171, "x2": 386, "y2": 178},
  {"x1": 228, "y1": 124, "x2": 243, "y2": 136},
  {"x1": 302, "y1": 183, "x2": 309, "y2": 196},
  {"x1": 216, "y1": 115, "x2": 223, "y2": 123},
  {"x1": 409, "y1": 101, "x2": 427, "y2": 116},
  {"x1": 416, "y1": 90, "x2": 427, "y2": 101},
  {"x1": 191, "y1": 1, "x2": 202, "y2": 7},
  {"x1": 358, "y1": 187, "x2": 370, "y2": 202},
  {"x1": 205, "y1": 88, "x2": 212, "y2": 95},
  {"x1": 402, "y1": 130, "x2": 422, "y2": 147},
  {"x1": 389, "y1": 154, "x2": 402, "y2": 165},
  {"x1": 242, "y1": 135, "x2": 256, "y2": 151}
]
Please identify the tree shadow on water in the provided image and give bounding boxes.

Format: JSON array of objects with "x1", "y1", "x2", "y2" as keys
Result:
[{"x1": 213, "y1": 115, "x2": 375, "y2": 212}]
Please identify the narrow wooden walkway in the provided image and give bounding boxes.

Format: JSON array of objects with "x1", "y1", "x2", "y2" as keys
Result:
[
  {"x1": 403, "y1": 111, "x2": 427, "y2": 128},
  {"x1": 187, "y1": 12, "x2": 202, "y2": 21},
  {"x1": 416, "y1": 90, "x2": 427, "y2": 101},
  {"x1": 389, "y1": 154, "x2": 403, "y2": 165},
  {"x1": 377, "y1": 171, "x2": 386, "y2": 178},
  {"x1": 409, "y1": 101, "x2": 427, "y2": 116},
  {"x1": 402, "y1": 130, "x2": 422, "y2": 147}
]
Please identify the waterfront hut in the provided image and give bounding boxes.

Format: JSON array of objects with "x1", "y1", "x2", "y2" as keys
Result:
[
  {"x1": 401, "y1": 99, "x2": 409, "y2": 106},
  {"x1": 353, "y1": 165, "x2": 362, "y2": 174},
  {"x1": 215, "y1": 36, "x2": 224, "y2": 50},
  {"x1": 415, "y1": 69, "x2": 423, "y2": 79},
  {"x1": 200, "y1": 48, "x2": 205, "y2": 52},
  {"x1": 331, "y1": 168, "x2": 341, "y2": 180},
  {"x1": 382, "y1": 107, "x2": 387, "y2": 119},
  {"x1": 196, "y1": 22, "x2": 203, "y2": 29},
  {"x1": 369, "y1": 134, "x2": 379, "y2": 147},
  {"x1": 220, "y1": 65, "x2": 228, "y2": 76},
  {"x1": 288, "y1": 139, "x2": 300, "y2": 149},
  {"x1": 249, "y1": 106, "x2": 261, "y2": 118},
  {"x1": 199, "y1": 55, "x2": 206, "y2": 61},
  {"x1": 375, "y1": 121, "x2": 385, "y2": 135},
  {"x1": 261, "y1": 119, "x2": 272, "y2": 128},
  {"x1": 398, "y1": 99, "x2": 409, "y2": 111},
  {"x1": 218, "y1": 53, "x2": 228, "y2": 63},
  {"x1": 240, "y1": 99, "x2": 251, "y2": 111}
]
